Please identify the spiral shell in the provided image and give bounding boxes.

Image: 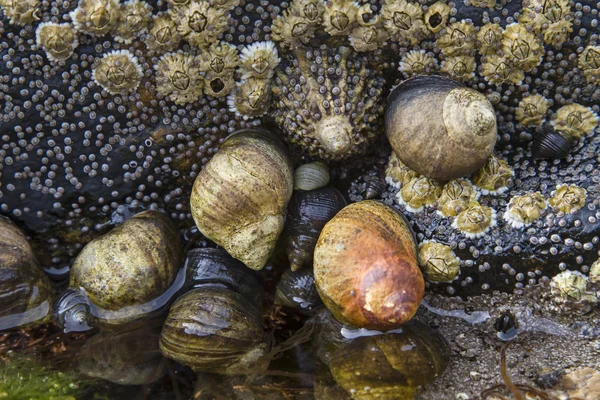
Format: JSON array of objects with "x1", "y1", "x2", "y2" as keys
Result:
[
  {"x1": 385, "y1": 76, "x2": 497, "y2": 181},
  {"x1": 0, "y1": 217, "x2": 53, "y2": 330},
  {"x1": 55, "y1": 288, "x2": 92, "y2": 333},
  {"x1": 159, "y1": 286, "x2": 268, "y2": 374},
  {"x1": 284, "y1": 187, "x2": 347, "y2": 271},
  {"x1": 314, "y1": 200, "x2": 423, "y2": 330},
  {"x1": 190, "y1": 129, "x2": 294, "y2": 270},
  {"x1": 274, "y1": 268, "x2": 322, "y2": 315},
  {"x1": 70, "y1": 210, "x2": 183, "y2": 312},
  {"x1": 294, "y1": 161, "x2": 330, "y2": 191},
  {"x1": 532, "y1": 125, "x2": 571, "y2": 160}
]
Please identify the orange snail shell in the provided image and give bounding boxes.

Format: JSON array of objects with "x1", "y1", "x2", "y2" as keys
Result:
[{"x1": 313, "y1": 200, "x2": 424, "y2": 330}]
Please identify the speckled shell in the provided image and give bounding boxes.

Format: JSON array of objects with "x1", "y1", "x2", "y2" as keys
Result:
[
  {"x1": 70, "y1": 210, "x2": 183, "y2": 311},
  {"x1": 0, "y1": 217, "x2": 53, "y2": 330},
  {"x1": 385, "y1": 76, "x2": 497, "y2": 181},
  {"x1": 284, "y1": 187, "x2": 347, "y2": 271},
  {"x1": 159, "y1": 286, "x2": 268, "y2": 374},
  {"x1": 314, "y1": 200, "x2": 423, "y2": 330},
  {"x1": 190, "y1": 129, "x2": 294, "y2": 270}
]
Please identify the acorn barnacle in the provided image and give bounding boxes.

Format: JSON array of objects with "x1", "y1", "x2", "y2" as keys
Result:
[
  {"x1": 172, "y1": 0, "x2": 229, "y2": 48},
  {"x1": 167, "y1": 0, "x2": 190, "y2": 6},
  {"x1": 481, "y1": 55, "x2": 524, "y2": 86},
  {"x1": 227, "y1": 78, "x2": 272, "y2": 119},
  {"x1": 437, "y1": 179, "x2": 478, "y2": 218},
  {"x1": 554, "y1": 104, "x2": 599, "y2": 140},
  {"x1": 291, "y1": 0, "x2": 325, "y2": 22},
  {"x1": 239, "y1": 41, "x2": 280, "y2": 80},
  {"x1": 503, "y1": 192, "x2": 547, "y2": 229},
  {"x1": 548, "y1": 184, "x2": 586, "y2": 214},
  {"x1": 0, "y1": 0, "x2": 40, "y2": 25},
  {"x1": 385, "y1": 152, "x2": 419, "y2": 188},
  {"x1": 114, "y1": 0, "x2": 152, "y2": 44},
  {"x1": 590, "y1": 260, "x2": 600, "y2": 285},
  {"x1": 452, "y1": 203, "x2": 497, "y2": 239},
  {"x1": 578, "y1": 45, "x2": 600, "y2": 85},
  {"x1": 440, "y1": 55, "x2": 476, "y2": 82},
  {"x1": 515, "y1": 94, "x2": 549, "y2": 126},
  {"x1": 423, "y1": 1, "x2": 450, "y2": 33},
  {"x1": 271, "y1": 14, "x2": 317, "y2": 48},
  {"x1": 322, "y1": 0, "x2": 359, "y2": 36},
  {"x1": 436, "y1": 20, "x2": 476, "y2": 56},
  {"x1": 550, "y1": 270, "x2": 597, "y2": 303},
  {"x1": 396, "y1": 176, "x2": 443, "y2": 214},
  {"x1": 35, "y1": 22, "x2": 79, "y2": 62},
  {"x1": 380, "y1": 0, "x2": 427, "y2": 46},
  {"x1": 519, "y1": 0, "x2": 572, "y2": 46},
  {"x1": 200, "y1": 42, "x2": 238, "y2": 98},
  {"x1": 470, "y1": 155, "x2": 514, "y2": 195},
  {"x1": 155, "y1": 51, "x2": 204, "y2": 105},
  {"x1": 399, "y1": 50, "x2": 438, "y2": 77},
  {"x1": 477, "y1": 23, "x2": 503, "y2": 56},
  {"x1": 92, "y1": 50, "x2": 143, "y2": 95},
  {"x1": 145, "y1": 12, "x2": 181, "y2": 53},
  {"x1": 348, "y1": 12, "x2": 388, "y2": 53},
  {"x1": 272, "y1": 46, "x2": 385, "y2": 160},
  {"x1": 501, "y1": 23, "x2": 543, "y2": 72},
  {"x1": 469, "y1": 0, "x2": 495, "y2": 8},
  {"x1": 209, "y1": 0, "x2": 241, "y2": 10},
  {"x1": 70, "y1": 0, "x2": 120, "y2": 37},
  {"x1": 418, "y1": 241, "x2": 461, "y2": 282}
]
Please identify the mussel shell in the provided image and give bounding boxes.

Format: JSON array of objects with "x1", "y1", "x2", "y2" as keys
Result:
[
  {"x1": 386, "y1": 75, "x2": 497, "y2": 181},
  {"x1": 285, "y1": 187, "x2": 347, "y2": 271},
  {"x1": 532, "y1": 125, "x2": 572, "y2": 160},
  {"x1": 159, "y1": 286, "x2": 268, "y2": 375},
  {"x1": 184, "y1": 247, "x2": 263, "y2": 308},
  {"x1": 0, "y1": 217, "x2": 53, "y2": 330},
  {"x1": 316, "y1": 312, "x2": 450, "y2": 400},
  {"x1": 274, "y1": 268, "x2": 322, "y2": 315}
]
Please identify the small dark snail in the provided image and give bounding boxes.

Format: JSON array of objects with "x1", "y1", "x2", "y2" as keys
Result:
[
  {"x1": 274, "y1": 268, "x2": 323, "y2": 315},
  {"x1": 160, "y1": 248, "x2": 269, "y2": 375},
  {"x1": 532, "y1": 123, "x2": 572, "y2": 160},
  {"x1": 314, "y1": 200, "x2": 423, "y2": 330},
  {"x1": 0, "y1": 217, "x2": 53, "y2": 330},
  {"x1": 362, "y1": 174, "x2": 387, "y2": 200},
  {"x1": 284, "y1": 187, "x2": 347, "y2": 271},
  {"x1": 57, "y1": 211, "x2": 184, "y2": 329},
  {"x1": 190, "y1": 129, "x2": 294, "y2": 270},
  {"x1": 494, "y1": 311, "x2": 519, "y2": 341},
  {"x1": 78, "y1": 319, "x2": 166, "y2": 385},
  {"x1": 385, "y1": 75, "x2": 497, "y2": 181},
  {"x1": 315, "y1": 310, "x2": 450, "y2": 400}
]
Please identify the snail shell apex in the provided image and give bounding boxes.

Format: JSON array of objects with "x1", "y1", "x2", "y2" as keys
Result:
[
  {"x1": 386, "y1": 76, "x2": 497, "y2": 181},
  {"x1": 314, "y1": 200, "x2": 423, "y2": 330}
]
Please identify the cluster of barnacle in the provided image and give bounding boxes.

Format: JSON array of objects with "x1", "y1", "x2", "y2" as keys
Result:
[
  {"x1": 386, "y1": 153, "x2": 589, "y2": 241},
  {"x1": 11, "y1": 0, "x2": 281, "y2": 117}
]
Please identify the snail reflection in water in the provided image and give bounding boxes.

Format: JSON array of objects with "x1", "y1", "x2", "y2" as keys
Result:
[
  {"x1": 55, "y1": 210, "x2": 184, "y2": 331},
  {"x1": 0, "y1": 217, "x2": 54, "y2": 330},
  {"x1": 159, "y1": 248, "x2": 270, "y2": 375},
  {"x1": 314, "y1": 310, "x2": 450, "y2": 400}
]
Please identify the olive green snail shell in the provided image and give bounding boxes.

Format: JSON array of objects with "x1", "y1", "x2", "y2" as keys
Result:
[
  {"x1": 190, "y1": 129, "x2": 294, "y2": 270},
  {"x1": 69, "y1": 210, "x2": 183, "y2": 312},
  {"x1": 385, "y1": 75, "x2": 497, "y2": 181},
  {"x1": 0, "y1": 217, "x2": 53, "y2": 330}
]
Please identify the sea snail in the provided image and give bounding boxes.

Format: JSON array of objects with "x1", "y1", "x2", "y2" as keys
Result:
[
  {"x1": 160, "y1": 248, "x2": 269, "y2": 375},
  {"x1": 190, "y1": 129, "x2": 294, "y2": 270},
  {"x1": 314, "y1": 200, "x2": 424, "y2": 330},
  {"x1": 385, "y1": 75, "x2": 497, "y2": 181},
  {"x1": 0, "y1": 217, "x2": 53, "y2": 330},
  {"x1": 56, "y1": 211, "x2": 184, "y2": 330}
]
